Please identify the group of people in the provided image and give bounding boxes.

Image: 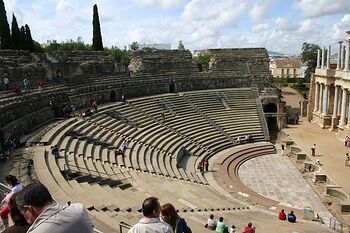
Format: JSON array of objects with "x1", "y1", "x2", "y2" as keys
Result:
[
  {"x1": 206, "y1": 214, "x2": 254, "y2": 233},
  {"x1": 2, "y1": 77, "x2": 45, "y2": 94},
  {"x1": 279, "y1": 209, "x2": 297, "y2": 223},
  {"x1": 197, "y1": 160, "x2": 209, "y2": 175},
  {"x1": 287, "y1": 113, "x2": 299, "y2": 125},
  {"x1": 1, "y1": 177, "x2": 194, "y2": 233},
  {"x1": 128, "y1": 197, "x2": 192, "y2": 233}
]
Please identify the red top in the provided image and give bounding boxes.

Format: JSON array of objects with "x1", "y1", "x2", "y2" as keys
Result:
[
  {"x1": 244, "y1": 226, "x2": 255, "y2": 233},
  {"x1": 279, "y1": 211, "x2": 286, "y2": 220},
  {"x1": 0, "y1": 204, "x2": 10, "y2": 220}
]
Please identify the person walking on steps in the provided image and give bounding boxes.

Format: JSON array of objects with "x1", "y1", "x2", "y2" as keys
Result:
[{"x1": 311, "y1": 144, "x2": 316, "y2": 156}]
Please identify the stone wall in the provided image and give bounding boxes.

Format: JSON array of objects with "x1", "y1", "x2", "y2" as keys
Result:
[
  {"x1": 44, "y1": 51, "x2": 125, "y2": 81},
  {"x1": 207, "y1": 48, "x2": 270, "y2": 76},
  {"x1": 0, "y1": 48, "x2": 274, "y2": 140},
  {"x1": 128, "y1": 50, "x2": 197, "y2": 75},
  {"x1": 0, "y1": 50, "x2": 46, "y2": 88}
]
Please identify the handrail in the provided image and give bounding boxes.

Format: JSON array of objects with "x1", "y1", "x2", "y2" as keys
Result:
[
  {"x1": 119, "y1": 221, "x2": 132, "y2": 233},
  {"x1": 0, "y1": 182, "x2": 11, "y2": 198},
  {"x1": 255, "y1": 88, "x2": 270, "y2": 141}
]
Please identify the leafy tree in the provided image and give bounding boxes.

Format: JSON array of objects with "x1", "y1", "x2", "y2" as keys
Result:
[
  {"x1": 301, "y1": 42, "x2": 320, "y2": 79},
  {"x1": 130, "y1": 41, "x2": 139, "y2": 51},
  {"x1": 92, "y1": 4, "x2": 103, "y2": 50},
  {"x1": 178, "y1": 40, "x2": 185, "y2": 50},
  {"x1": 33, "y1": 40, "x2": 44, "y2": 53},
  {"x1": 25, "y1": 24, "x2": 34, "y2": 51},
  {"x1": 0, "y1": 0, "x2": 13, "y2": 49},
  {"x1": 195, "y1": 53, "x2": 211, "y2": 67},
  {"x1": 43, "y1": 37, "x2": 92, "y2": 53},
  {"x1": 107, "y1": 46, "x2": 129, "y2": 65},
  {"x1": 11, "y1": 14, "x2": 21, "y2": 50}
]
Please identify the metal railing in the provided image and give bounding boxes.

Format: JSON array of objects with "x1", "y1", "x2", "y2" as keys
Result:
[
  {"x1": 119, "y1": 221, "x2": 132, "y2": 233},
  {"x1": 0, "y1": 182, "x2": 11, "y2": 200},
  {"x1": 216, "y1": 92, "x2": 229, "y2": 107},
  {"x1": 159, "y1": 98, "x2": 176, "y2": 115},
  {"x1": 329, "y1": 218, "x2": 348, "y2": 232}
]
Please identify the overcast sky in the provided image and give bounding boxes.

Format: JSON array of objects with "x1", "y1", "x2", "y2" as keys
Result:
[{"x1": 4, "y1": 0, "x2": 350, "y2": 54}]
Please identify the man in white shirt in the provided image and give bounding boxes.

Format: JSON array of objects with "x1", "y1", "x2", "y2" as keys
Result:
[{"x1": 128, "y1": 197, "x2": 173, "y2": 233}]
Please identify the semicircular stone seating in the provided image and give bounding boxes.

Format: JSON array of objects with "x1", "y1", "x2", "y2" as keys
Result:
[{"x1": 34, "y1": 87, "x2": 283, "y2": 231}]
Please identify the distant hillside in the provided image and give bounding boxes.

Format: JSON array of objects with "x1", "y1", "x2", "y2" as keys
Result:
[{"x1": 268, "y1": 50, "x2": 288, "y2": 58}]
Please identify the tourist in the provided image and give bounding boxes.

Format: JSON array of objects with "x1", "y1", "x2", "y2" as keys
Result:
[
  {"x1": 2, "y1": 193, "x2": 29, "y2": 233},
  {"x1": 315, "y1": 159, "x2": 321, "y2": 166},
  {"x1": 128, "y1": 197, "x2": 173, "y2": 233},
  {"x1": 4, "y1": 77, "x2": 9, "y2": 90},
  {"x1": 200, "y1": 162, "x2": 204, "y2": 176},
  {"x1": 206, "y1": 214, "x2": 216, "y2": 230},
  {"x1": 311, "y1": 144, "x2": 316, "y2": 156},
  {"x1": 203, "y1": 160, "x2": 208, "y2": 173},
  {"x1": 22, "y1": 78, "x2": 29, "y2": 90},
  {"x1": 287, "y1": 211, "x2": 296, "y2": 223},
  {"x1": 197, "y1": 162, "x2": 201, "y2": 172},
  {"x1": 346, "y1": 153, "x2": 349, "y2": 166},
  {"x1": 281, "y1": 144, "x2": 285, "y2": 156},
  {"x1": 5, "y1": 175, "x2": 23, "y2": 195},
  {"x1": 14, "y1": 85, "x2": 21, "y2": 95},
  {"x1": 215, "y1": 217, "x2": 227, "y2": 233},
  {"x1": 279, "y1": 209, "x2": 286, "y2": 220},
  {"x1": 229, "y1": 225, "x2": 237, "y2": 233},
  {"x1": 121, "y1": 94, "x2": 126, "y2": 103},
  {"x1": 91, "y1": 101, "x2": 98, "y2": 113},
  {"x1": 347, "y1": 137, "x2": 350, "y2": 148},
  {"x1": 295, "y1": 113, "x2": 299, "y2": 124},
  {"x1": 205, "y1": 159, "x2": 209, "y2": 172},
  {"x1": 51, "y1": 145, "x2": 60, "y2": 159},
  {"x1": 243, "y1": 223, "x2": 255, "y2": 233},
  {"x1": 345, "y1": 136, "x2": 349, "y2": 147},
  {"x1": 16, "y1": 182, "x2": 93, "y2": 233},
  {"x1": 36, "y1": 79, "x2": 43, "y2": 92},
  {"x1": 160, "y1": 203, "x2": 192, "y2": 233}
]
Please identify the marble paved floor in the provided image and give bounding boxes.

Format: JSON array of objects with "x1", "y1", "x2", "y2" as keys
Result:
[{"x1": 238, "y1": 153, "x2": 332, "y2": 221}]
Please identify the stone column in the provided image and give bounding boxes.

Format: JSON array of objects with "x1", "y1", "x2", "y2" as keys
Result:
[
  {"x1": 314, "y1": 82, "x2": 319, "y2": 112},
  {"x1": 323, "y1": 84, "x2": 329, "y2": 115},
  {"x1": 347, "y1": 98, "x2": 350, "y2": 128},
  {"x1": 338, "y1": 88, "x2": 343, "y2": 116},
  {"x1": 327, "y1": 45, "x2": 331, "y2": 69},
  {"x1": 317, "y1": 49, "x2": 321, "y2": 68},
  {"x1": 318, "y1": 84, "x2": 323, "y2": 113},
  {"x1": 345, "y1": 34, "x2": 350, "y2": 71},
  {"x1": 340, "y1": 88, "x2": 348, "y2": 126},
  {"x1": 342, "y1": 45, "x2": 346, "y2": 69},
  {"x1": 321, "y1": 46, "x2": 325, "y2": 69},
  {"x1": 337, "y1": 41, "x2": 343, "y2": 70},
  {"x1": 333, "y1": 85, "x2": 339, "y2": 117}
]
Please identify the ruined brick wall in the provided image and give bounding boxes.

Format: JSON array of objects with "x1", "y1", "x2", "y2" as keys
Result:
[
  {"x1": 0, "y1": 50, "x2": 46, "y2": 87},
  {"x1": 207, "y1": 48, "x2": 270, "y2": 76},
  {"x1": 128, "y1": 50, "x2": 197, "y2": 75}
]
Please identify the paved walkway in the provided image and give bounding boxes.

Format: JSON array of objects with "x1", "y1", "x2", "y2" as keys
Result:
[
  {"x1": 284, "y1": 119, "x2": 350, "y2": 196},
  {"x1": 239, "y1": 153, "x2": 332, "y2": 222}
]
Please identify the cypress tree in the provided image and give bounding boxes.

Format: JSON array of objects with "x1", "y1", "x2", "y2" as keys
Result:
[
  {"x1": 0, "y1": 0, "x2": 13, "y2": 49},
  {"x1": 92, "y1": 4, "x2": 103, "y2": 51},
  {"x1": 19, "y1": 26, "x2": 25, "y2": 50},
  {"x1": 24, "y1": 24, "x2": 34, "y2": 51},
  {"x1": 11, "y1": 14, "x2": 20, "y2": 50}
]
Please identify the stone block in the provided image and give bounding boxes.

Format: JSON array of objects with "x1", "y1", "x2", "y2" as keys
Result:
[
  {"x1": 285, "y1": 140, "x2": 294, "y2": 146},
  {"x1": 340, "y1": 202, "x2": 350, "y2": 212},
  {"x1": 314, "y1": 174, "x2": 327, "y2": 183},
  {"x1": 290, "y1": 145, "x2": 302, "y2": 154},
  {"x1": 296, "y1": 153, "x2": 307, "y2": 160}
]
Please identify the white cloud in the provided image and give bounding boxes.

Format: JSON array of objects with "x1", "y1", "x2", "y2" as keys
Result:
[
  {"x1": 250, "y1": 4, "x2": 269, "y2": 24},
  {"x1": 251, "y1": 23, "x2": 270, "y2": 32},
  {"x1": 133, "y1": 0, "x2": 184, "y2": 9},
  {"x1": 293, "y1": 0, "x2": 350, "y2": 18},
  {"x1": 331, "y1": 14, "x2": 350, "y2": 40},
  {"x1": 275, "y1": 17, "x2": 299, "y2": 31}
]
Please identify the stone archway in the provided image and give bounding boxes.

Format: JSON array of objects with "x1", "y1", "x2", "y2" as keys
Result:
[
  {"x1": 110, "y1": 90, "x2": 117, "y2": 102},
  {"x1": 264, "y1": 103, "x2": 277, "y2": 112}
]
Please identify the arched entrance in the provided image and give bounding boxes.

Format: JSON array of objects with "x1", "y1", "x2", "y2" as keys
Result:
[
  {"x1": 264, "y1": 103, "x2": 279, "y2": 140},
  {"x1": 264, "y1": 103, "x2": 277, "y2": 113},
  {"x1": 110, "y1": 90, "x2": 117, "y2": 102}
]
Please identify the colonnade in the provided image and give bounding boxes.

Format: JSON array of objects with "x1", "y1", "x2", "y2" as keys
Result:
[
  {"x1": 313, "y1": 83, "x2": 350, "y2": 127},
  {"x1": 316, "y1": 37, "x2": 350, "y2": 71}
]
